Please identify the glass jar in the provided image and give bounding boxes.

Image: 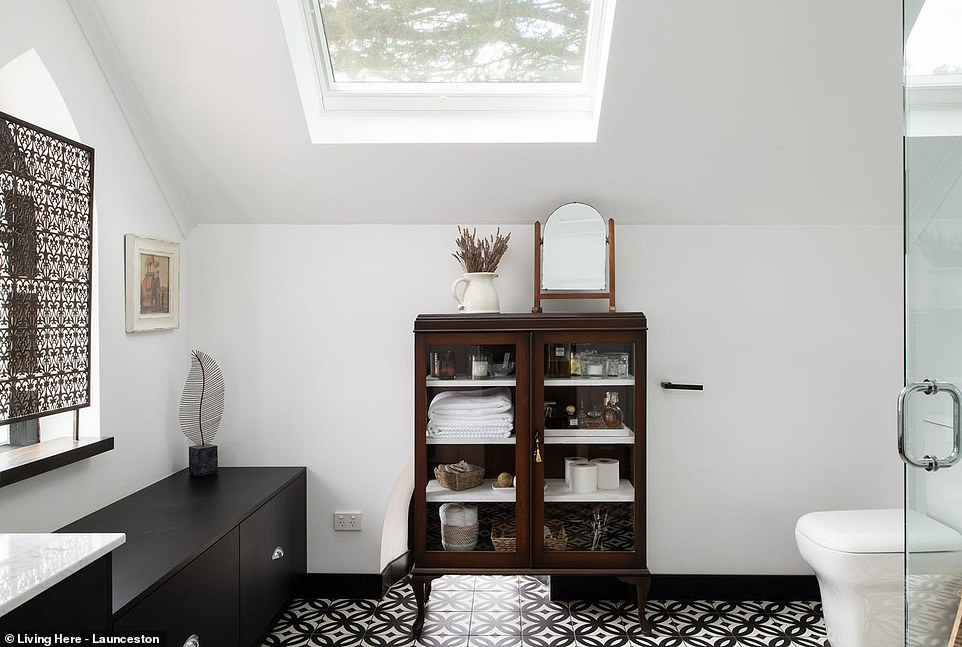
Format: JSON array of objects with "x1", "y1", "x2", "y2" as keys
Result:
[
  {"x1": 471, "y1": 353, "x2": 490, "y2": 379},
  {"x1": 607, "y1": 352, "x2": 629, "y2": 378},
  {"x1": 434, "y1": 350, "x2": 457, "y2": 379},
  {"x1": 582, "y1": 354, "x2": 607, "y2": 378}
]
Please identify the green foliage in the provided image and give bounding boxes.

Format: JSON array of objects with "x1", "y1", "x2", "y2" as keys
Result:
[{"x1": 318, "y1": 0, "x2": 592, "y2": 83}]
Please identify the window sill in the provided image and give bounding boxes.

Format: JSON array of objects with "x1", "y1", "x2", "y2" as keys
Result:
[{"x1": 0, "y1": 437, "x2": 114, "y2": 488}]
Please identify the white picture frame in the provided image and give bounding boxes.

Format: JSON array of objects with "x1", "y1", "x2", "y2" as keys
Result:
[{"x1": 124, "y1": 235, "x2": 180, "y2": 333}]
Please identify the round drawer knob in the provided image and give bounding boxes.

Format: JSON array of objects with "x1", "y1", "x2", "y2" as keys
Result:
[
  {"x1": 183, "y1": 635, "x2": 200, "y2": 647},
  {"x1": 272, "y1": 546, "x2": 285, "y2": 560}
]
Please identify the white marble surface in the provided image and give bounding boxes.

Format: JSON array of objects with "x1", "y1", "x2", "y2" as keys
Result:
[{"x1": 0, "y1": 533, "x2": 125, "y2": 616}]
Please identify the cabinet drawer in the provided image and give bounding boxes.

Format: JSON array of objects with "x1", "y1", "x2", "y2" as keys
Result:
[
  {"x1": 239, "y1": 474, "x2": 307, "y2": 646},
  {"x1": 114, "y1": 529, "x2": 239, "y2": 646}
]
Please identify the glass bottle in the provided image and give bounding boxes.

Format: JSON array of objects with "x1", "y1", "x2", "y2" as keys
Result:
[
  {"x1": 546, "y1": 344, "x2": 571, "y2": 378},
  {"x1": 601, "y1": 392, "x2": 623, "y2": 428}
]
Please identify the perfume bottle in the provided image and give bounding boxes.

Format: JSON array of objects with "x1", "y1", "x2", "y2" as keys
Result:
[
  {"x1": 601, "y1": 392, "x2": 623, "y2": 428},
  {"x1": 546, "y1": 344, "x2": 571, "y2": 378}
]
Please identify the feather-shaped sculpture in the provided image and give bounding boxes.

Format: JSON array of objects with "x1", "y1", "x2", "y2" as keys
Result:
[{"x1": 179, "y1": 350, "x2": 225, "y2": 446}]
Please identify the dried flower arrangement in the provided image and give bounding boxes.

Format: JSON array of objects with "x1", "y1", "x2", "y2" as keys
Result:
[{"x1": 452, "y1": 227, "x2": 511, "y2": 273}]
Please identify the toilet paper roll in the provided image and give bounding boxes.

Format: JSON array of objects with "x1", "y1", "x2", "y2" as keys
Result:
[
  {"x1": 462, "y1": 505, "x2": 478, "y2": 525},
  {"x1": 570, "y1": 461, "x2": 598, "y2": 494},
  {"x1": 565, "y1": 456, "x2": 588, "y2": 489},
  {"x1": 590, "y1": 458, "x2": 620, "y2": 490}
]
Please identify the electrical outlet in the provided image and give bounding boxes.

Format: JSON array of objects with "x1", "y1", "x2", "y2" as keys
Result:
[{"x1": 334, "y1": 512, "x2": 363, "y2": 531}]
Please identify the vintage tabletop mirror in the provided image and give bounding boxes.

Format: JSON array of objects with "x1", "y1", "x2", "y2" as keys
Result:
[{"x1": 532, "y1": 202, "x2": 615, "y2": 313}]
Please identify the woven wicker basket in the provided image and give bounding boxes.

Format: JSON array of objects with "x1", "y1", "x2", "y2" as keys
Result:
[
  {"x1": 434, "y1": 462, "x2": 484, "y2": 490},
  {"x1": 441, "y1": 523, "x2": 479, "y2": 551},
  {"x1": 491, "y1": 520, "x2": 567, "y2": 552}
]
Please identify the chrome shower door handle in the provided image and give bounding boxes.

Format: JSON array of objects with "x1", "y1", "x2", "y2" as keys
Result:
[{"x1": 898, "y1": 379, "x2": 962, "y2": 471}]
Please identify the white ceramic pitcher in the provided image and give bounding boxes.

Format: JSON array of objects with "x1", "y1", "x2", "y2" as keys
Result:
[{"x1": 451, "y1": 272, "x2": 500, "y2": 313}]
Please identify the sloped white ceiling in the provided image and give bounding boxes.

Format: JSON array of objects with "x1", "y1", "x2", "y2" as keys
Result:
[{"x1": 74, "y1": 0, "x2": 903, "y2": 228}]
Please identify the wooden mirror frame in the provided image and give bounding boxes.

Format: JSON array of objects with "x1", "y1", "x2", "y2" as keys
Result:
[{"x1": 532, "y1": 216, "x2": 616, "y2": 313}]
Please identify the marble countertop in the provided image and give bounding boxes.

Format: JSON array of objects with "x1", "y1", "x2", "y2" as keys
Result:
[{"x1": 0, "y1": 533, "x2": 125, "y2": 616}]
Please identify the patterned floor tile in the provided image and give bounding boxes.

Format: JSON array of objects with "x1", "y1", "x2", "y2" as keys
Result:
[
  {"x1": 520, "y1": 632, "x2": 579, "y2": 647},
  {"x1": 433, "y1": 575, "x2": 477, "y2": 591},
  {"x1": 474, "y1": 589, "x2": 522, "y2": 612},
  {"x1": 262, "y1": 576, "x2": 827, "y2": 647},
  {"x1": 305, "y1": 632, "x2": 367, "y2": 647},
  {"x1": 470, "y1": 611, "x2": 524, "y2": 636},
  {"x1": 362, "y1": 632, "x2": 416, "y2": 647},
  {"x1": 416, "y1": 636, "x2": 471, "y2": 647},
  {"x1": 422, "y1": 611, "x2": 474, "y2": 636},
  {"x1": 676, "y1": 637, "x2": 743, "y2": 647},
  {"x1": 569, "y1": 600, "x2": 629, "y2": 635},
  {"x1": 428, "y1": 590, "x2": 476, "y2": 612},
  {"x1": 573, "y1": 633, "x2": 632, "y2": 647},
  {"x1": 467, "y1": 635, "x2": 524, "y2": 647},
  {"x1": 520, "y1": 601, "x2": 572, "y2": 635},
  {"x1": 475, "y1": 576, "x2": 522, "y2": 591},
  {"x1": 366, "y1": 610, "x2": 419, "y2": 636},
  {"x1": 626, "y1": 637, "x2": 686, "y2": 647}
]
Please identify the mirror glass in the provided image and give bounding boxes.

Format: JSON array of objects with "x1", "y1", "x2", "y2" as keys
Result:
[{"x1": 541, "y1": 202, "x2": 607, "y2": 291}]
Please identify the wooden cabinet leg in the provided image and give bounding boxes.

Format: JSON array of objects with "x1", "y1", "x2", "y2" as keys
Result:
[
  {"x1": 617, "y1": 575, "x2": 652, "y2": 636},
  {"x1": 411, "y1": 575, "x2": 435, "y2": 636}
]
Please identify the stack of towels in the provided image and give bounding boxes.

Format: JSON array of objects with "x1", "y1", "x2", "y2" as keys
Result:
[{"x1": 427, "y1": 387, "x2": 514, "y2": 439}]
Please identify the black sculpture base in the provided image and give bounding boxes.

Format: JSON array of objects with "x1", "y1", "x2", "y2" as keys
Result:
[
  {"x1": 10, "y1": 419, "x2": 40, "y2": 447},
  {"x1": 189, "y1": 444, "x2": 218, "y2": 477}
]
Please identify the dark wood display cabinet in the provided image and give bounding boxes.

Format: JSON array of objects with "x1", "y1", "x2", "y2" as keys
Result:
[{"x1": 412, "y1": 313, "x2": 649, "y2": 635}]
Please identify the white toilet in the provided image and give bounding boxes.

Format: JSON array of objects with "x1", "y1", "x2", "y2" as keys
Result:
[{"x1": 796, "y1": 509, "x2": 962, "y2": 647}]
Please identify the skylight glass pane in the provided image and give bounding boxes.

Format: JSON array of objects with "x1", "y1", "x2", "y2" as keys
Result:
[
  {"x1": 317, "y1": 0, "x2": 592, "y2": 83},
  {"x1": 907, "y1": 0, "x2": 962, "y2": 77}
]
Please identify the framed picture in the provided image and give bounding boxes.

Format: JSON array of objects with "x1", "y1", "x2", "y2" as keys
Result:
[{"x1": 124, "y1": 235, "x2": 180, "y2": 332}]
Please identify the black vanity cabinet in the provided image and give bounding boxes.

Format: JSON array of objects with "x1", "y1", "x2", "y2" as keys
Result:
[{"x1": 62, "y1": 467, "x2": 306, "y2": 647}]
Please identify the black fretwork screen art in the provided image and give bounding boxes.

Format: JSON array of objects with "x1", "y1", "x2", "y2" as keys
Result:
[{"x1": 0, "y1": 111, "x2": 94, "y2": 425}]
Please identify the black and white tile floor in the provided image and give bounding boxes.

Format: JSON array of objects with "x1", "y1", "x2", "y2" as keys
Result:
[{"x1": 262, "y1": 575, "x2": 828, "y2": 647}]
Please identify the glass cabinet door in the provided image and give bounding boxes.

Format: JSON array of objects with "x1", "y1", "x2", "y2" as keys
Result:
[
  {"x1": 532, "y1": 332, "x2": 643, "y2": 566},
  {"x1": 415, "y1": 334, "x2": 529, "y2": 568}
]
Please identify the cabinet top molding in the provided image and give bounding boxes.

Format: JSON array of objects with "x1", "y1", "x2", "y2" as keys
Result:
[{"x1": 415, "y1": 312, "x2": 647, "y2": 333}]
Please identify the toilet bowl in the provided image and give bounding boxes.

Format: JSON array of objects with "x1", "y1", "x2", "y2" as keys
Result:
[{"x1": 795, "y1": 509, "x2": 962, "y2": 647}]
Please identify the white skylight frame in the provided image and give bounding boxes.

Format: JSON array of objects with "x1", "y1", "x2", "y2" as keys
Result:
[{"x1": 277, "y1": 0, "x2": 617, "y2": 143}]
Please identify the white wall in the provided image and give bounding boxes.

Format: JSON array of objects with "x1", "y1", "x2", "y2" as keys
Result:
[
  {"x1": 188, "y1": 223, "x2": 903, "y2": 575},
  {"x1": 0, "y1": 1, "x2": 189, "y2": 530}
]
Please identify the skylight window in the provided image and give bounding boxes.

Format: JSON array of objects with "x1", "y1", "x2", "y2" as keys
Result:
[
  {"x1": 317, "y1": 1, "x2": 591, "y2": 84},
  {"x1": 277, "y1": 0, "x2": 617, "y2": 143}
]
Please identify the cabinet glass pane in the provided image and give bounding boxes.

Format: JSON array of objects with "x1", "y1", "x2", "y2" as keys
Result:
[
  {"x1": 540, "y1": 341, "x2": 635, "y2": 554},
  {"x1": 424, "y1": 343, "x2": 519, "y2": 555}
]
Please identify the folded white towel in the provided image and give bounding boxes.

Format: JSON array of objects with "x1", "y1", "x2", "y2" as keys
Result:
[
  {"x1": 429, "y1": 388, "x2": 512, "y2": 416},
  {"x1": 428, "y1": 420, "x2": 513, "y2": 434},
  {"x1": 427, "y1": 427, "x2": 512, "y2": 439},
  {"x1": 428, "y1": 411, "x2": 514, "y2": 424}
]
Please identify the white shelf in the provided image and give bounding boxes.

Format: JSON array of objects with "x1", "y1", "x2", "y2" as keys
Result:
[
  {"x1": 426, "y1": 479, "x2": 516, "y2": 503},
  {"x1": 427, "y1": 435, "x2": 516, "y2": 445},
  {"x1": 544, "y1": 376, "x2": 635, "y2": 387},
  {"x1": 427, "y1": 377, "x2": 516, "y2": 387},
  {"x1": 544, "y1": 427, "x2": 634, "y2": 444},
  {"x1": 544, "y1": 478, "x2": 634, "y2": 503},
  {"x1": 426, "y1": 478, "x2": 634, "y2": 503}
]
